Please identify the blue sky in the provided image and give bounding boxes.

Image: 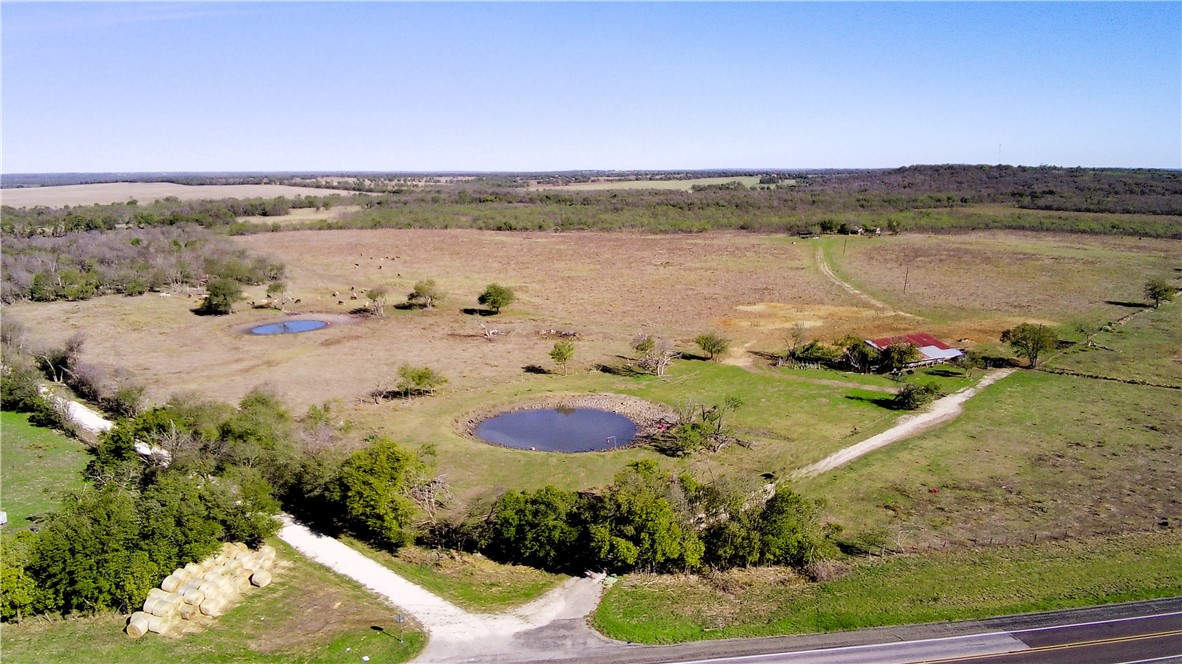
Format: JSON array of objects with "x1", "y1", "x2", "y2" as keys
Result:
[{"x1": 2, "y1": 2, "x2": 1179, "y2": 172}]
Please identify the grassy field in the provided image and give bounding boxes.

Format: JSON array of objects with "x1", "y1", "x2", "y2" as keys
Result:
[
  {"x1": 0, "y1": 539, "x2": 424, "y2": 663},
  {"x1": 1046, "y1": 301, "x2": 1182, "y2": 387},
  {"x1": 0, "y1": 411, "x2": 89, "y2": 530},
  {"x1": 593, "y1": 529, "x2": 1182, "y2": 644},
  {"x1": 529, "y1": 176, "x2": 763, "y2": 191},
  {"x1": 6, "y1": 229, "x2": 1174, "y2": 510},
  {"x1": 799, "y1": 370, "x2": 1180, "y2": 545},
  {"x1": 342, "y1": 538, "x2": 565, "y2": 612},
  {"x1": 821, "y1": 232, "x2": 1179, "y2": 325}
]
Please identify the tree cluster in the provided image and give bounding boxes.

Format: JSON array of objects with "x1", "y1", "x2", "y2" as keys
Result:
[
  {"x1": 468, "y1": 462, "x2": 835, "y2": 575},
  {"x1": 1, "y1": 225, "x2": 284, "y2": 305}
]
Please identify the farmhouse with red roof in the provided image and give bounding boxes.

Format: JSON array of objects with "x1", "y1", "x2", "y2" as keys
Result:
[{"x1": 865, "y1": 332, "x2": 964, "y2": 367}]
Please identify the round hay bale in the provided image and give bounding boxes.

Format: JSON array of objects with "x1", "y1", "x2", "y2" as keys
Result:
[
  {"x1": 205, "y1": 578, "x2": 235, "y2": 596},
  {"x1": 126, "y1": 612, "x2": 151, "y2": 639},
  {"x1": 258, "y1": 544, "x2": 276, "y2": 558},
  {"x1": 143, "y1": 597, "x2": 178, "y2": 618},
  {"x1": 233, "y1": 542, "x2": 249, "y2": 553},
  {"x1": 199, "y1": 597, "x2": 226, "y2": 617},
  {"x1": 180, "y1": 587, "x2": 205, "y2": 605},
  {"x1": 237, "y1": 553, "x2": 258, "y2": 572},
  {"x1": 183, "y1": 562, "x2": 202, "y2": 576},
  {"x1": 221, "y1": 542, "x2": 239, "y2": 559},
  {"x1": 225, "y1": 559, "x2": 245, "y2": 575},
  {"x1": 177, "y1": 602, "x2": 199, "y2": 621},
  {"x1": 146, "y1": 615, "x2": 174, "y2": 634},
  {"x1": 250, "y1": 570, "x2": 273, "y2": 588},
  {"x1": 160, "y1": 574, "x2": 184, "y2": 593},
  {"x1": 147, "y1": 588, "x2": 172, "y2": 601},
  {"x1": 233, "y1": 575, "x2": 252, "y2": 592}
]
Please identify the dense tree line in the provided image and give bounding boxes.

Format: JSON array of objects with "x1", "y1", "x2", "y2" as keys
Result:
[
  {"x1": 466, "y1": 461, "x2": 835, "y2": 575},
  {"x1": 0, "y1": 225, "x2": 284, "y2": 304}
]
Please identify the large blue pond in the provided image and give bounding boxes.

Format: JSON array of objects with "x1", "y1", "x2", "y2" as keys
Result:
[
  {"x1": 250, "y1": 320, "x2": 329, "y2": 335},
  {"x1": 475, "y1": 408, "x2": 638, "y2": 452}
]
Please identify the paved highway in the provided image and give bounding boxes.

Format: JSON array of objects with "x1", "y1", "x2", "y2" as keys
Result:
[{"x1": 601, "y1": 600, "x2": 1182, "y2": 664}]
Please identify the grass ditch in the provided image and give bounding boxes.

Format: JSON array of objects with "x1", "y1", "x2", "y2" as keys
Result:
[
  {"x1": 593, "y1": 529, "x2": 1182, "y2": 644},
  {"x1": 0, "y1": 539, "x2": 425, "y2": 663},
  {"x1": 340, "y1": 537, "x2": 566, "y2": 612}
]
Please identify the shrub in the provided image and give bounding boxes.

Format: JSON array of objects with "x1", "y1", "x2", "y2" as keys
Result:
[
  {"x1": 198, "y1": 278, "x2": 243, "y2": 315},
  {"x1": 477, "y1": 283, "x2": 515, "y2": 314},
  {"x1": 892, "y1": 382, "x2": 943, "y2": 410}
]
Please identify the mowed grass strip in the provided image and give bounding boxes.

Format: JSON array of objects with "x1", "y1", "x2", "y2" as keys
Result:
[
  {"x1": 0, "y1": 539, "x2": 425, "y2": 664},
  {"x1": 0, "y1": 411, "x2": 89, "y2": 530},
  {"x1": 593, "y1": 530, "x2": 1182, "y2": 644},
  {"x1": 800, "y1": 371, "x2": 1181, "y2": 544},
  {"x1": 341, "y1": 537, "x2": 566, "y2": 612}
]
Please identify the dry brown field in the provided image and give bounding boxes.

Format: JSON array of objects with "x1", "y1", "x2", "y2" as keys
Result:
[
  {"x1": 9, "y1": 229, "x2": 1176, "y2": 413},
  {"x1": 0, "y1": 183, "x2": 363, "y2": 208}
]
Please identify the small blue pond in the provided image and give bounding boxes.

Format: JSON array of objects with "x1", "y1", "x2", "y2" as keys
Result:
[
  {"x1": 475, "y1": 408, "x2": 638, "y2": 452},
  {"x1": 250, "y1": 320, "x2": 329, "y2": 335}
]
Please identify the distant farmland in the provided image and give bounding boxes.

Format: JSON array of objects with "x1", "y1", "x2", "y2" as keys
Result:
[
  {"x1": 529, "y1": 176, "x2": 764, "y2": 191},
  {"x1": 0, "y1": 182, "x2": 363, "y2": 207}
]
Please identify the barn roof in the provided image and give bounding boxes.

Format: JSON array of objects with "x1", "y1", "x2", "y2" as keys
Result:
[
  {"x1": 866, "y1": 332, "x2": 954, "y2": 351},
  {"x1": 865, "y1": 332, "x2": 964, "y2": 364}
]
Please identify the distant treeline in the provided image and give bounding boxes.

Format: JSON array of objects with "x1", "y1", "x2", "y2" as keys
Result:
[
  {"x1": 1, "y1": 194, "x2": 360, "y2": 237},
  {"x1": 3, "y1": 166, "x2": 1179, "y2": 241}
]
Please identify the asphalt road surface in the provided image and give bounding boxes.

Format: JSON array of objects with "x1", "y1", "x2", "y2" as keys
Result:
[{"x1": 606, "y1": 600, "x2": 1182, "y2": 664}]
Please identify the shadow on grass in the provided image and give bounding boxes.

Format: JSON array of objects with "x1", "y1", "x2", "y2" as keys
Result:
[
  {"x1": 1105, "y1": 300, "x2": 1150, "y2": 309},
  {"x1": 461, "y1": 307, "x2": 498, "y2": 317},
  {"x1": 923, "y1": 368, "x2": 964, "y2": 378},
  {"x1": 522, "y1": 364, "x2": 551, "y2": 375},
  {"x1": 596, "y1": 362, "x2": 648, "y2": 377},
  {"x1": 844, "y1": 394, "x2": 904, "y2": 410}
]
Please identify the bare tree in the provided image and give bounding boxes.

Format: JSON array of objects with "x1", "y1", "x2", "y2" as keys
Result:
[{"x1": 633, "y1": 334, "x2": 679, "y2": 376}]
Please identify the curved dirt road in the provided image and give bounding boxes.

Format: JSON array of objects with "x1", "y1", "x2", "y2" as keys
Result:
[
  {"x1": 792, "y1": 368, "x2": 1016, "y2": 479},
  {"x1": 815, "y1": 245, "x2": 919, "y2": 318},
  {"x1": 278, "y1": 516, "x2": 612, "y2": 663}
]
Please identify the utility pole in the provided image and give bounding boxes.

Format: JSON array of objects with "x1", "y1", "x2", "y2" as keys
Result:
[{"x1": 904, "y1": 265, "x2": 910, "y2": 293}]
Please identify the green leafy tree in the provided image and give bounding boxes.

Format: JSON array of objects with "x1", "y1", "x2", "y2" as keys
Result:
[
  {"x1": 549, "y1": 340, "x2": 575, "y2": 375},
  {"x1": 218, "y1": 388, "x2": 298, "y2": 491},
  {"x1": 694, "y1": 332, "x2": 730, "y2": 360},
  {"x1": 395, "y1": 364, "x2": 448, "y2": 398},
  {"x1": 200, "y1": 466, "x2": 282, "y2": 546},
  {"x1": 586, "y1": 461, "x2": 703, "y2": 572},
  {"x1": 28, "y1": 485, "x2": 155, "y2": 614},
  {"x1": 335, "y1": 438, "x2": 421, "y2": 549},
  {"x1": 478, "y1": 283, "x2": 515, "y2": 314},
  {"x1": 1144, "y1": 278, "x2": 1176, "y2": 307},
  {"x1": 758, "y1": 487, "x2": 830, "y2": 568},
  {"x1": 198, "y1": 278, "x2": 243, "y2": 315},
  {"x1": 407, "y1": 279, "x2": 445, "y2": 309},
  {"x1": 484, "y1": 486, "x2": 580, "y2": 570},
  {"x1": 1000, "y1": 322, "x2": 1057, "y2": 368},
  {"x1": 879, "y1": 342, "x2": 921, "y2": 373}
]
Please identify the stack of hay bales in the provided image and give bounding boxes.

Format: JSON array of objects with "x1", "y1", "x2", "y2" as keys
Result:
[{"x1": 126, "y1": 542, "x2": 277, "y2": 638}]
